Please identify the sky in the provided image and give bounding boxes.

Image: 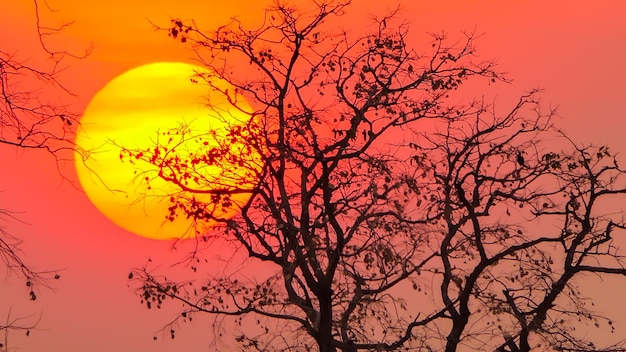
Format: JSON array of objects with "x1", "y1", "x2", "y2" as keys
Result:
[{"x1": 1, "y1": 1, "x2": 626, "y2": 351}]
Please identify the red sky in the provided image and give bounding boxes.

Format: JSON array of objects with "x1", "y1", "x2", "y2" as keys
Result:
[{"x1": 2, "y1": 1, "x2": 626, "y2": 351}]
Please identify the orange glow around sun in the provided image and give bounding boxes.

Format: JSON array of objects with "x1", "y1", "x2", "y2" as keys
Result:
[{"x1": 74, "y1": 62, "x2": 259, "y2": 240}]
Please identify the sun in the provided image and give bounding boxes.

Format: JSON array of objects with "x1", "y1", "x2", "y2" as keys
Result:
[{"x1": 74, "y1": 62, "x2": 259, "y2": 240}]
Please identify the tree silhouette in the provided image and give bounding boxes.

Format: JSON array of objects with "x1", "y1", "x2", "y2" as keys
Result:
[
  {"x1": 1, "y1": 1, "x2": 86, "y2": 348},
  {"x1": 126, "y1": 1, "x2": 626, "y2": 351}
]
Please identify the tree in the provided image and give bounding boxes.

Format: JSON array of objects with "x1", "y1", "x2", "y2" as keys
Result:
[
  {"x1": 1, "y1": 1, "x2": 85, "y2": 348},
  {"x1": 126, "y1": 1, "x2": 626, "y2": 351}
]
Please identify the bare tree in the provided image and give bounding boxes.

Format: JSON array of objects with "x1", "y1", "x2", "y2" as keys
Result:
[
  {"x1": 1, "y1": 0, "x2": 86, "y2": 347},
  {"x1": 125, "y1": 1, "x2": 626, "y2": 351}
]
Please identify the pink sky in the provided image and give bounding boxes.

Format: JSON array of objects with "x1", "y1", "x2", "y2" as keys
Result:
[{"x1": 2, "y1": 1, "x2": 626, "y2": 351}]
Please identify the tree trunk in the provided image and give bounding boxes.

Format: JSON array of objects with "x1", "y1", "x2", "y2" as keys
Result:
[
  {"x1": 317, "y1": 286, "x2": 336, "y2": 352},
  {"x1": 445, "y1": 317, "x2": 468, "y2": 352}
]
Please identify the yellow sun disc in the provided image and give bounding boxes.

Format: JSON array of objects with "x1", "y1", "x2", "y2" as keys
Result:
[{"x1": 75, "y1": 62, "x2": 258, "y2": 240}]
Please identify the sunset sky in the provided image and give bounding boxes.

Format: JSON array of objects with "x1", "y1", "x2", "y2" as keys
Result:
[{"x1": 2, "y1": 1, "x2": 626, "y2": 351}]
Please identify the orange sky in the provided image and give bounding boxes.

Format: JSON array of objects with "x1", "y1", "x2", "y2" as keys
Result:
[{"x1": 2, "y1": 1, "x2": 626, "y2": 351}]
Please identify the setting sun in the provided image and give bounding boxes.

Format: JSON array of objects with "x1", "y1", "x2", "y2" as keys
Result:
[{"x1": 74, "y1": 62, "x2": 258, "y2": 240}]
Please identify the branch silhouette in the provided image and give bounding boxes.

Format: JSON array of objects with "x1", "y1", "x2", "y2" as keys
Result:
[
  {"x1": 124, "y1": 1, "x2": 626, "y2": 351},
  {"x1": 1, "y1": 0, "x2": 86, "y2": 346}
]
